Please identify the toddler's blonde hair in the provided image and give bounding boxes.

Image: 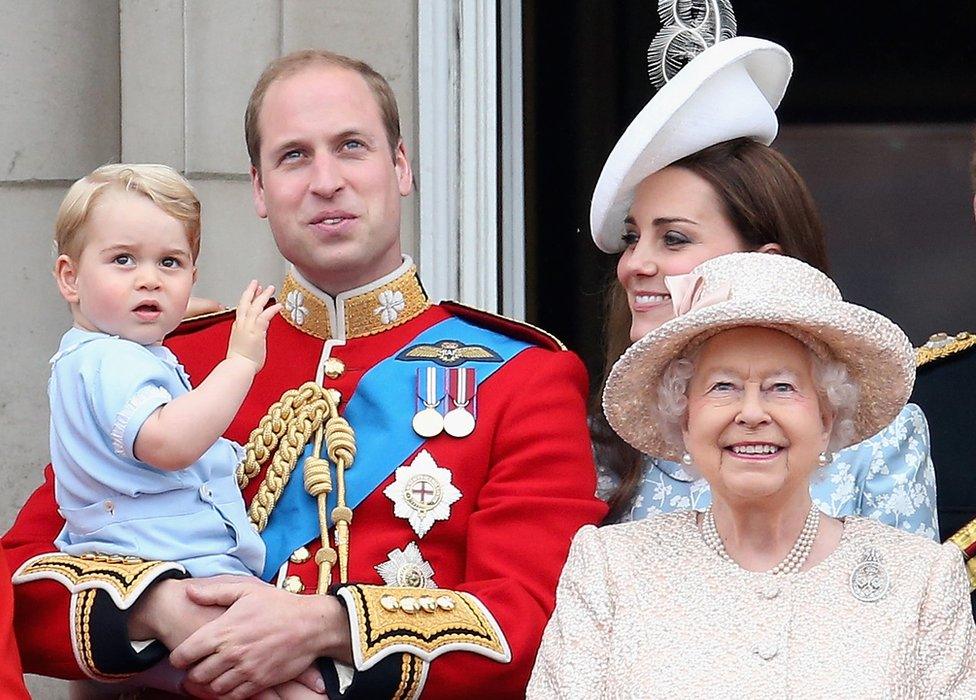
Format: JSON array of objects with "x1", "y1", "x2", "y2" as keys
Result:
[{"x1": 55, "y1": 164, "x2": 201, "y2": 261}]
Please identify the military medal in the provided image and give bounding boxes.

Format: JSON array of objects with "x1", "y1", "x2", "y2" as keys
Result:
[
  {"x1": 374, "y1": 542, "x2": 437, "y2": 588},
  {"x1": 443, "y1": 367, "x2": 476, "y2": 438},
  {"x1": 384, "y1": 449, "x2": 462, "y2": 537},
  {"x1": 412, "y1": 366, "x2": 444, "y2": 437}
]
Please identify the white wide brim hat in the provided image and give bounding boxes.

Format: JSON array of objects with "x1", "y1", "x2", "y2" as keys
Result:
[
  {"x1": 603, "y1": 253, "x2": 916, "y2": 461},
  {"x1": 590, "y1": 36, "x2": 793, "y2": 253}
]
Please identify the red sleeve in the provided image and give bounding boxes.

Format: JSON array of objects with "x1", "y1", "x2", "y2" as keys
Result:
[
  {"x1": 0, "y1": 544, "x2": 30, "y2": 698},
  {"x1": 422, "y1": 348, "x2": 606, "y2": 698},
  {"x1": 2, "y1": 467, "x2": 80, "y2": 677},
  {"x1": 3, "y1": 467, "x2": 172, "y2": 680}
]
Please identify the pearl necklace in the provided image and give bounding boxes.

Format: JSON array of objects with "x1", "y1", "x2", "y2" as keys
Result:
[{"x1": 701, "y1": 503, "x2": 820, "y2": 576}]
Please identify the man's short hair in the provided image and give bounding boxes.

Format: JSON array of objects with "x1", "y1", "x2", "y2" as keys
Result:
[
  {"x1": 245, "y1": 49, "x2": 402, "y2": 169},
  {"x1": 55, "y1": 164, "x2": 202, "y2": 261}
]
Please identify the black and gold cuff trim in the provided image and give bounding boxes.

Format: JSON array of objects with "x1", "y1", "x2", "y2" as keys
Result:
[
  {"x1": 335, "y1": 584, "x2": 511, "y2": 671},
  {"x1": 72, "y1": 588, "x2": 172, "y2": 681},
  {"x1": 319, "y1": 653, "x2": 427, "y2": 700},
  {"x1": 13, "y1": 552, "x2": 185, "y2": 610},
  {"x1": 14, "y1": 552, "x2": 187, "y2": 679}
]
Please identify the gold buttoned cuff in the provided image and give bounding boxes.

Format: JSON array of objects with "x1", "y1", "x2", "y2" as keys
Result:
[
  {"x1": 13, "y1": 552, "x2": 185, "y2": 681},
  {"x1": 335, "y1": 584, "x2": 511, "y2": 671},
  {"x1": 13, "y1": 551, "x2": 185, "y2": 610}
]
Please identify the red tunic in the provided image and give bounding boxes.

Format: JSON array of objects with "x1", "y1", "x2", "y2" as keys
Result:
[{"x1": 4, "y1": 264, "x2": 606, "y2": 697}]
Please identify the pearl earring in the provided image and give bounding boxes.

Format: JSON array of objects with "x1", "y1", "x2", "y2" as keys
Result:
[
  {"x1": 817, "y1": 451, "x2": 832, "y2": 467},
  {"x1": 681, "y1": 452, "x2": 693, "y2": 466}
]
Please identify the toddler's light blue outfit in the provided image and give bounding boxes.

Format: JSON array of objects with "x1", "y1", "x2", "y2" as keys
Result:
[{"x1": 50, "y1": 327, "x2": 265, "y2": 577}]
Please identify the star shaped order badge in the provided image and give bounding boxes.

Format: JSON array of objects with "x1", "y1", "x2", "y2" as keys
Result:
[
  {"x1": 384, "y1": 449, "x2": 462, "y2": 538},
  {"x1": 375, "y1": 542, "x2": 437, "y2": 588}
]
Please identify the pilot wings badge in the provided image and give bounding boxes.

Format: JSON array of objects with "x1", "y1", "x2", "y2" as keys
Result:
[{"x1": 397, "y1": 340, "x2": 502, "y2": 367}]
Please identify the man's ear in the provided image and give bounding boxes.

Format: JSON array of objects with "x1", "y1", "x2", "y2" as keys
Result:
[
  {"x1": 394, "y1": 139, "x2": 413, "y2": 197},
  {"x1": 54, "y1": 255, "x2": 80, "y2": 304},
  {"x1": 251, "y1": 165, "x2": 268, "y2": 219}
]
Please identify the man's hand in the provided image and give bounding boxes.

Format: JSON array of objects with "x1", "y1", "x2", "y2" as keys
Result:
[
  {"x1": 190, "y1": 665, "x2": 326, "y2": 699},
  {"x1": 170, "y1": 577, "x2": 353, "y2": 699},
  {"x1": 184, "y1": 296, "x2": 226, "y2": 318},
  {"x1": 226, "y1": 281, "x2": 282, "y2": 372}
]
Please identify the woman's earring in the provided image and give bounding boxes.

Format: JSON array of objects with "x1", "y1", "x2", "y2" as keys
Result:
[
  {"x1": 681, "y1": 452, "x2": 693, "y2": 466},
  {"x1": 817, "y1": 451, "x2": 832, "y2": 467}
]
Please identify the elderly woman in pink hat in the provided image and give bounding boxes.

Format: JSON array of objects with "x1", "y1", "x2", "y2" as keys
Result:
[
  {"x1": 529, "y1": 253, "x2": 975, "y2": 697},
  {"x1": 590, "y1": 4, "x2": 937, "y2": 539}
]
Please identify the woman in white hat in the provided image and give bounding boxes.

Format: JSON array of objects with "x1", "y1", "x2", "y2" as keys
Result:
[
  {"x1": 591, "y1": 3, "x2": 937, "y2": 537},
  {"x1": 529, "y1": 253, "x2": 975, "y2": 697}
]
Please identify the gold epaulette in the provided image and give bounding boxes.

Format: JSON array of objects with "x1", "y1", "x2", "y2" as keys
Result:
[
  {"x1": 948, "y1": 520, "x2": 976, "y2": 592},
  {"x1": 336, "y1": 584, "x2": 511, "y2": 671},
  {"x1": 440, "y1": 300, "x2": 567, "y2": 351},
  {"x1": 12, "y1": 552, "x2": 185, "y2": 610},
  {"x1": 916, "y1": 331, "x2": 976, "y2": 368}
]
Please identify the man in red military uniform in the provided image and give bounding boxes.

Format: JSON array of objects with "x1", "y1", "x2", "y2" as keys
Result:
[{"x1": 3, "y1": 50, "x2": 605, "y2": 698}]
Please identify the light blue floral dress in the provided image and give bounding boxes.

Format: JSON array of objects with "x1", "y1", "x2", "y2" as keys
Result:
[{"x1": 596, "y1": 403, "x2": 939, "y2": 541}]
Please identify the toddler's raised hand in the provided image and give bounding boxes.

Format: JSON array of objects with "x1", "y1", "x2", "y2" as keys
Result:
[{"x1": 227, "y1": 280, "x2": 282, "y2": 371}]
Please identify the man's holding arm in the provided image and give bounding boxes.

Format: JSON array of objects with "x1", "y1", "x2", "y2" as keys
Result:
[{"x1": 4, "y1": 49, "x2": 606, "y2": 698}]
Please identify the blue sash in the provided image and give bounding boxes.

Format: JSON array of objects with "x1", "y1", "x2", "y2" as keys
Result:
[{"x1": 260, "y1": 316, "x2": 532, "y2": 579}]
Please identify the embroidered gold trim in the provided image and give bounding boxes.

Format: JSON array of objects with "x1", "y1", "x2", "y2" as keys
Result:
[
  {"x1": 916, "y1": 331, "x2": 976, "y2": 367},
  {"x1": 279, "y1": 267, "x2": 430, "y2": 341},
  {"x1": 391, "y1": 653, "x2": 426, "y2": 700},
  {"x1": 73, "y1": 589, "x2": 133, "y2": 681},
  {"x1": 338, "y1": 585, "x2": 510, "y2": 669},
  {"x1": 949, "y1": 519, "x2": 976, "y2": 554},
  {"x1": 14, "y1": 552, "x2": 184, "y2": 611},
  {"x1": 965, "y1": 559, "x2": 976, "y2": 593},
  {"x1": 949, "y1": 519, "x2": 976, "y2": 592}
]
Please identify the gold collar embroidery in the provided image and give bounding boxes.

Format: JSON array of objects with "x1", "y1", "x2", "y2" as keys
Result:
[{"x1": 278, "y1": 259, "x2": 431, "y2": 341}]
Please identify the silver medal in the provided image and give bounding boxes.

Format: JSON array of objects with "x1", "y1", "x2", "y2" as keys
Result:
[
  {"x1": 412, "y1": 407, "x2": 444, "y2": 438},
  {"x1": 412, "y1": 366, "x2": 444, "y2": 438},
  {"x1": 443, "y1": 407, "x2": 475, "y2": 438},
  {"x1": 444, "y1": 366, "x2": 476, "y2": 438}
]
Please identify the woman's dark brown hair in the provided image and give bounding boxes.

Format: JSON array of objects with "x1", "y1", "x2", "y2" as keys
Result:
[{"x1": 594, "y1": 137, "x2": 829, "y2": 523}]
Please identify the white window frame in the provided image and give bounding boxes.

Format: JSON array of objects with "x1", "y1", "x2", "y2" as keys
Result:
[{"x1": 417, "y1": 0, "x2": 525, "y2": 318}]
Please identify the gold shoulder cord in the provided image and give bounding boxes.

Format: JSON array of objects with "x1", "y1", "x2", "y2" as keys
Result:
[
  {"x1": 236, "y1": 382, "x2": 356, "y2": 592},
  {"x1": 916, "y1": 331, "x2": 976, "y2": 367}
]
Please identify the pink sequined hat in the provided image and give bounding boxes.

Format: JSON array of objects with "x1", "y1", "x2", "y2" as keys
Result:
[{"x1": 602, "y1": 253, "x2": 916, "y2": 461}]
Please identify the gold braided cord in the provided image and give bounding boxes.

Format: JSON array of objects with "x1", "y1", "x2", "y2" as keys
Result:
[
  {"x1": 248, "y1": 402, "x2": 327, "y2": 532},
  {"x1": 237, "y1": 384, "x2": 322, "y2": 490},
  {"x1": 239, "y1": 381, "x2": 357, "y2": 587}
]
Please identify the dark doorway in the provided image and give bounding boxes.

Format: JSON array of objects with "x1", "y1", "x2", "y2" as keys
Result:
[{"x1": 522, "y1": 0, "x2": 976, "y2": 382}]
